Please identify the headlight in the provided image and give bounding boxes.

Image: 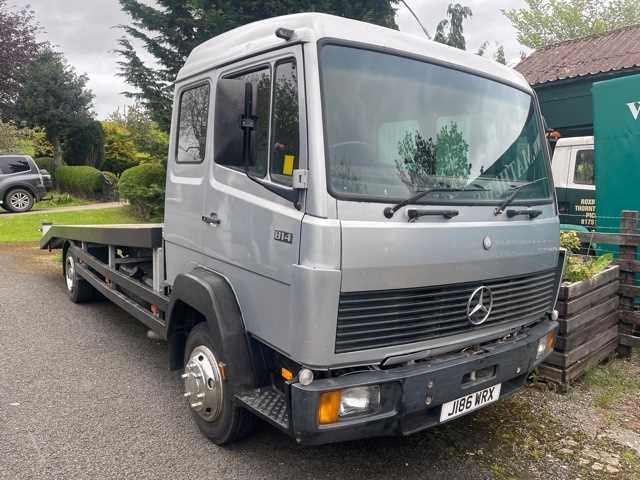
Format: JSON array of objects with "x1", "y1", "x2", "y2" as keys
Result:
[
  {"x1": 339, "y1": 386, "x2": 380, "y2": 418},
  {"x1": 317, "y1": 385, "x2": 381, "y2": 425},
  {"x1": 536, "y1": 330, "x2": 557, "y2": 360}
]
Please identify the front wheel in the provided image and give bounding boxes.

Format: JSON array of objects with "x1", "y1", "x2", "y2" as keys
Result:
[
  {"x1": 5, "y1": 188, "x2": 34, "y2": 213},
  {"x1": 183, "y1": 323, "x2": 255, "y2": 444}
]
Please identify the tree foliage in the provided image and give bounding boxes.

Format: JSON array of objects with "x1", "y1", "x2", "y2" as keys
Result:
[
  {"x1": 15, "y1": 49, "x2": 94, "y2": 166},
  {"x1": 109, "y1": 102, "x2": 169, "y2": 163},
  {"x1": 0, "y1": 120, "x2": 50, "y2": 156},
  {"x1": 116, "y1": 0, "x2": 400, "y2": 130},
  {"x1": 101, "y1": 121, "x2": 140, "y2": 174},
  {"x1": 0, "y1": 0, "x2": 43, "y2": 118},
  {"x1": 494, "y1": 44, "x2": 506, "y2": 64},
  {"x1": 504, "y1": 0, "x2": 640, "y2": 49},
  {"x1": 63, "y1": 120, "x2": 105, "y2": 167},
  {"x1": 434, "y1": 3, "x2": 473, "y2": 50}
]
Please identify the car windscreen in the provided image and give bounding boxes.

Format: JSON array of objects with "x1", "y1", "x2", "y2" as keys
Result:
[{"x1": 319, "y1": 45, "x2": 552, "y2": 205}]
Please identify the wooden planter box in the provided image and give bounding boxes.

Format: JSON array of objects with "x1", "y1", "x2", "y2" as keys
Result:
[{"x1": 538, "y1": 265, "x2": 620, "y2": 392}]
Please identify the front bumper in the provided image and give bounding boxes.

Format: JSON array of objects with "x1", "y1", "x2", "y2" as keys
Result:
[{"x1": 290, "y1": 319, "x2": 557, "y2": 445}]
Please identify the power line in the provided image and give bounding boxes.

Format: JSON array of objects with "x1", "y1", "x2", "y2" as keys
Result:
[{"x1": 399, "y1": 0, "x2": 431, "y2": 39}]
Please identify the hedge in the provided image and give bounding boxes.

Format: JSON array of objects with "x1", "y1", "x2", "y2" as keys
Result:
[
  {"x1": 119, "y1": 163, "x2": 165, "y2": 221},
  {"x1": 55, "y1": 165, "x2": 111, "y2": 199},
  {"x1": 34, "y1": 157, "x2": 56, "y2": 179}
]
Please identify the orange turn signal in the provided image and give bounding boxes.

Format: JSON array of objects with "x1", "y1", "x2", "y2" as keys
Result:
[
  {"x1": 317, "y1": 391, "x2": 341, "y2": 425},
  {"x1": 546, "y1": 330, "x2": 557, "y2": 352},
  {"x1": 281, "y1": 368, "x2": 293, "y2": 381}
]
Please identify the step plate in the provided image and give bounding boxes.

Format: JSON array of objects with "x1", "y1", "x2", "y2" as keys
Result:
[{"x1": 236, "y1": 388, "x2": 290, "y2": 430}]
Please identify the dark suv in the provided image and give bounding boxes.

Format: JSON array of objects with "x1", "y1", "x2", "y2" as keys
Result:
[{"x1": 0, "y1": 155, "x2": 52, "y2": 212}]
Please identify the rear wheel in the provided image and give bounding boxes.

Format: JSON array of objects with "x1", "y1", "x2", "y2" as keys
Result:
[
  {"x1": 64, "y1": 248, "x2": 97, "y2": 303},
  {"x1": 183, "y1": 323, "x2": 256, "y2": 444},
  {"x1": 5, "y1": 188, "x2": 34, "y2": 213}
]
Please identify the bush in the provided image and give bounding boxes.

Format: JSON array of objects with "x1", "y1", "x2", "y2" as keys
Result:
[
  {"x1": 119, "y1": 163, "x2": 165, "y2": 221},
  {"x1": 564, "y1": 253, "x2": 613, "y2": 283},
  {"x1": 55, "y1": 165, "x2": 110, "y2": 199}
]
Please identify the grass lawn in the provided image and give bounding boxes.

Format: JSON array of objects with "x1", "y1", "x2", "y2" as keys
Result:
[
  {"x1": 36, "y1": 191, "x2": 91, "y2": 209},
  {"x1": 0, "y1": 206, "x2": 140, "y2": 242}
]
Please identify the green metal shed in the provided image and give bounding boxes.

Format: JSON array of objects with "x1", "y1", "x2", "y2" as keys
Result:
[{"x1": 516, "y1": 25, "x2": 640, "y2": 138}]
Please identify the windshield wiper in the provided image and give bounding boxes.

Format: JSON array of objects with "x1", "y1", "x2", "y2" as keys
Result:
[
  {"x1": 494, "y1": 178, "x2": 548, "y2": 216},
  {"x1": 383, "y1": 185, "x2": 485, "y2": 219}
]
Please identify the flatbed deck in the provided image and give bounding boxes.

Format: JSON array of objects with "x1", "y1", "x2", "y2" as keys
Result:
[{"x1": 40, "y1": 224, "x2": 163, "y2": 250}]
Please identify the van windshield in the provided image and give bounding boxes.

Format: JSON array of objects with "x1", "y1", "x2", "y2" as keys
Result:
[{"x1": 319, "y1": 45, "x2": 552, "y2": 205}]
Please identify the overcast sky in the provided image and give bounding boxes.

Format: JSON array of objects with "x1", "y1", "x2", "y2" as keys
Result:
[{"x1": 23, "y1": 0, "x2": 527, "y2": 119}]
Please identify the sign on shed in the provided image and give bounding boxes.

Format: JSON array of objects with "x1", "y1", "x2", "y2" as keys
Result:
[{"x1": 592, "y1": 74, "x2": 640, "y2": 232}]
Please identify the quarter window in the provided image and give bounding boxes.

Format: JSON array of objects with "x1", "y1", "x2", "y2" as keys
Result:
[
  {"x1": 574, "y1": 149, "x2": 594, "y2": 185},
  {"x1": 176, "y1": 83, "x2": 210, "y2": 163},
  {"x1": 270, "y1": 60, "x2": 300, "y2": 185},
  {"x1": 0, "y1": 156, "x2": 30, "y2": 174}
]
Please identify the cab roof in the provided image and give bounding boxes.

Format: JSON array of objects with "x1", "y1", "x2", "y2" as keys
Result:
[
  {"x1": 177, "y1": 13, "x2": 531, "y2": 92},
  {"x1": 556, "y1": 136, "x2": 594, "y2": 147}
]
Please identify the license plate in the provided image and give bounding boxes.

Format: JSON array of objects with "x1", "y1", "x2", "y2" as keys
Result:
[{"x1": 439, "y1": 384, "x2": 502, "y2": 423}]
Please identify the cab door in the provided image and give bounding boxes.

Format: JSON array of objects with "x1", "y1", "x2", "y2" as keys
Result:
[
  {"x1": 161, "y1": 79, "x2": 212, "y2": 281},
  {"x1": 200, "y1": 46, "x2": 307, "y2": 346},
  {"x1": 567, "y1": 146, "x2": 596, "y2": 228}
]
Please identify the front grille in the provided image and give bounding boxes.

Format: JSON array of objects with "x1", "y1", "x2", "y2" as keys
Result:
[{"x1": 335, "y1": 269, "x2": 557, "y2": 353}]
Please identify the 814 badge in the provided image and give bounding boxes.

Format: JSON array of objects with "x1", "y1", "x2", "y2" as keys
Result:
[{"x1": 274, "y1": 230, "x2": 293, "y2": 244}]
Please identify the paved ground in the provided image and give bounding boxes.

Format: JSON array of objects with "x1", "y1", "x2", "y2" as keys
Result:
[
  {"x1": 1, "y1": 243, "x2": 639, "y2": 480},
  {"x1": 0, "y1": 202, "x2": 126, "y2": 216}
]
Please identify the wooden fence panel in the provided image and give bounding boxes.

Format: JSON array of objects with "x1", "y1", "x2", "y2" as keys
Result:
[{"x1": 577, "y1": 210, "x2": 640, "y2": 356}]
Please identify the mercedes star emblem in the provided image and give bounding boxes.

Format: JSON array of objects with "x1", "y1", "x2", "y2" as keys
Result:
[{"x1": 467, "y1": 286, "x2": 494, "y2": 326}]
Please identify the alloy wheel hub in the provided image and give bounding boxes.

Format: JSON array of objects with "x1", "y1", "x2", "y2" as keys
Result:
[
  {"x1": 182, "y1": 345, "x2": 223, "y2": 422},
  {"x1": 10, "y1": 192, "x2": 29, "y2": 210}
]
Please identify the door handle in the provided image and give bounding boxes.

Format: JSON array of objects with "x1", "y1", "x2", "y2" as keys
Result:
[{"x1": 201, "y1": 212, "x2": 221, "y2": 226}]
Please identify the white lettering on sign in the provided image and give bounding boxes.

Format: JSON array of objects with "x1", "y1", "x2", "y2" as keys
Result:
[{"x1": 627, "y1": 101, "x2": 640, "y2": 120}]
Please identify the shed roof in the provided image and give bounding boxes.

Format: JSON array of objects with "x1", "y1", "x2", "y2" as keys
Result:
[{"x1": 515, "y1": 24, "x2": 640, "y2": 86}]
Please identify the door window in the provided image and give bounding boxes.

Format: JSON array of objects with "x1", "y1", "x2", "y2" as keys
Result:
[
  {"x1": 0, "y1": 156, "x2": 30, "y2": 174},
  {"x1": 176, "y1": 83, "x2": 210, "y2": 164},
  {"x1": 574, "y1": 149, "x2": 594, "y2": 185},
  {"x1": 215, "y1": 67, "x2": 271, "y2": 177},
  {"x1": 270, "y1": 60, "x2": 300, "y2": 185}
]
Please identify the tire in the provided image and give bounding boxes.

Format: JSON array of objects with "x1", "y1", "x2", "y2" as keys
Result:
[
  {"x1": 5, "y1": 188, "x2": 34, "y2": 213},
  {"x1": 183, "y1": 323, "x2": 256, "y2": 444},
  {"x1": 64, "y1": 248, "x2": 97, "y2": 303}
]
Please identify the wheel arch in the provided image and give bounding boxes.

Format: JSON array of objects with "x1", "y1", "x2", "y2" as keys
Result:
[
  {"x1": 3, "y1": 182, "x2": 38, "y2": 200},
  {"x1": 166, "y1": 268, "x2": 255, "y2": 391}
]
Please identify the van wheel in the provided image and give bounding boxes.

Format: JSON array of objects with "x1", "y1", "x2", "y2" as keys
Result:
[
  {"x1": 5, "y1": 188, "x2": 34, "y2": 213},
  {"x1": 183, "y1": 323, "x2": 256, "y2": 444},
  {"x1": 64, "y1": 248, "x2": 97, "y2": 303}
]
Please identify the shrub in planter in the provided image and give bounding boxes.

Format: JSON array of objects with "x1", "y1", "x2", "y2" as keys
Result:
[
  {"x1": 119, "y1": 163, "x2": 165, "y2": 221},
  {"x1": 538, "y1": 231, "x2": 620, "y2": 391},
  {"x1": 560, "y1": 231, "x2": 613, "y2": 282},
  {"x1": 55, "y1": 165, "x2": 108, "y2": 199}
]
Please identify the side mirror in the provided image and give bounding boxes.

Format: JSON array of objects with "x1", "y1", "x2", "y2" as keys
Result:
[{"x1": 39, "y1": 169, "x2": 50, "y2": 175}]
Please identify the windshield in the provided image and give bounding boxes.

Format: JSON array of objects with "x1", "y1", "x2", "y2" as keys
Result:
[{"x1": 320, "y1": 45, "x2": 552, "y2": 205}]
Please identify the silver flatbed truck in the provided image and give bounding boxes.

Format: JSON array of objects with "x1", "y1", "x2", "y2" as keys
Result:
[{"x1": 41, "y1": 13, "x2": 564, "y2": 445}]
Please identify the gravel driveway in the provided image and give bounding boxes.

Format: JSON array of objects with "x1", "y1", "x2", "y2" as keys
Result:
[{"x1": 1, "y1": 243, "x2": 638, "y2": 480}]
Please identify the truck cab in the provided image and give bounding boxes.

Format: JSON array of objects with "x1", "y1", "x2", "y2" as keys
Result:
[
  {"x1": 43, "y1": 13, "x2": 563, "y2": 445},
  {"x1": 550, "y1": 136, "x2": 595, "y2": 229}
]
